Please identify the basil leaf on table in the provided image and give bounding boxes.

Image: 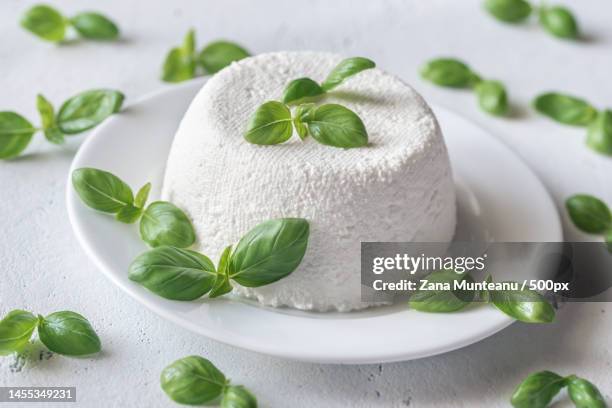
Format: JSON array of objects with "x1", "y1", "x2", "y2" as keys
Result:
[
  {"x1": 567, "y1": 376, "x2": 607, "y2": 408},
  {"x1": 483, "y1": 0, "x2": 532, "y2": 23},
  {"x1": 37, "y1": 311, "x2": 101, "y2": 356},
  {"x1": 420, "y1": 58, "x2": 477, "y2": 88},
  {"x1": 533, "y1": 93, "x2": 597, "y2": 126},
  {"x1": 244, "y1": 101, "x2": 293, "y2": 145},
  {"x1": 510, "y1": 370, "x2": 566, "y2": 408},
  {"x1": 566, "y1": 194, "x2": 612, "y2": 234},
  {"x1": 0, "y1": 112, "x2": 36, "y2": 159},
  {"x1": 115, "y1": 205, "x2": 143, "y2": 224},
  {"x1": 134, "y1": 182, "x2": 152, "y2": 209},
  {"x1": 475, "y1": 80, "x2": 508, "y2": 116},
  {"x1": 199, "y1": 41, "x2": 250, "y2": 74},
  {"x1": 72, "y1": 168, "x2": 134, "y2": 213},
  {"x1": 282, "y1": 78, "x2": 325, "y2": 104},
  {"x1": 140, "y1": 201, "x2": 196, "y2": 248},
  {"x1": 70, "y1": 12, "x2": 120, "y2": 40},
  {"x1": 539, "y1": 6, "x2": 578, "y2": 39},
  {"x1": 221, "y1": 385, "x2": 258, "y2": 408},
  {"x1": 36, "y1": 94, "x2": 64, "y2": 144},
  {"x1": 321, "y1": 57, "x2": 376, "y2": 92},
  {"x1": 161, "y1": 356, "x2": 228, "y2": 405},
  {"x1": 209, "y1": 246, "x2": 234, "y2": 298},
  {"x1": 489, "y1": 286, "x2": 555, "y2": 323},
  {"x1": 304, "y1": 104, "x2": 368, "y2": 148},
  {"x1": 231, "y1": 218, "x2": 309, "y2": 287},
  {"x1": 129, "y1": 246, "x2": 216, "y2": 300},
  {"x1": 409, "y1": 270, "x2": 475, "y2": 313},
  {"x1": 20, "y1": 4, "x2": 67, "y2": 42},
  {"x1": 162, "y1": 29, "x2": 197, "y2": 83},
  {"x1": 586, "y1": 110, "x2": 612, "y2": 156},
  {"x1": 57, "y1": 89, "x2": 124, "y2": 134},
  {"x1": 0, "y1": 310, "x2": 38, "y2": 355}
]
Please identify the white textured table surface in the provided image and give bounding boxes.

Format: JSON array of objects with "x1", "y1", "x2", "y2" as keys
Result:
[{"x1": 1, "y1": 0, "x2": 611, "y2": 407}]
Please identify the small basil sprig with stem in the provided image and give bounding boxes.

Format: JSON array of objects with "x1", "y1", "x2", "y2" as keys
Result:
[
  {"x1": 420, "y1": 58, "x2": 509, "y2": 116},
  {"x1": 21, "y1": 4, "x2": 119, "y2": 43},
  {"x1": 161, "y1": 355, "x2": 257, "y2": 407},
  {"x1": 483, "y1": 0, "x2": 579, "y2": 40},
  {"x1": 0, "y1": 309, "x2": 101, "y2": 357},
  {"x1": 72, "y1": 167, "x2": 196, "y2": 248},
  {"x1": 566, "y1": 194, "x2": 612, "y2": 252},
  {"x1": 534, "y1": 93, "x2": 612, "y2": 156},
  {"x1": 511, "y1": 370, "x2": 606, "y2": 408},
  {"x1": 0, "y1": 90, "x2": 124, "y2": 160},
  {"x1": 129, "y1": 218, "x2": 309, "y2": 301},
  {"x1": 162, "y1": 29, "x2": 250, "y2": 83}
]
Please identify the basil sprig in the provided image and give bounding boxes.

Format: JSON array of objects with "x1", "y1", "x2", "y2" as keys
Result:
[
  {"x1": 420, "y1": 58, "x2": 509, "y2": 116},
  {"x1": 566, "y1": 195, "x2": 612, "y2": 251},
  {"x1": 534, "y1": 93, "x2": 612, "y2": 155},
  {"x1": 0, "y1": 309, "x2": 100, "y2": 357},
  {"x1": 161, "y1": 356, "x2": 258, "y2": 407},
  {"x1": 511, "y1": 371, "x2": 605, "y2": 408},
  {"x1": 483, "y1": 0, "x2": 579, "y2": 40},
  {"x1": 409, "y1": 270, "x2": 476, "y2": 313},
  {"x1": 162, "y1": 29, "x2": 250, "y2": 83},
  {"x1": 129, "y1": 218, "x2": 309, "y2": 300},
  {"x1": 21, "y1": 5, "x2": 119, "y2": 43},
  {"x1": 0, "y1": 90, "x2": 123, "y2": 160}
]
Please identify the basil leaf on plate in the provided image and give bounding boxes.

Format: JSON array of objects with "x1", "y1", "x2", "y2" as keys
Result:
[
  {"x1": 539, "y1": 6, "x2": 578, "y2": 39},
  {"x1": 475, "y1": 80, "x2": 508, "y2": 116},
  {"x1": 321, "y1": 57, "x2": 376, "y2": 92},
  {"x1": 116, "y1": 204, "x2": 143, "y2": 224},
  {"x1": 231, "y1": 218, "x2": 309, "y2": 287},
  {"x1": 244, "y1": 101, "x2": 293, "y2": 145},
  {"x1": 198, "y1": 41, "x2": 250, "y2": 74},
  {"x1": 161, "y1": 356, "x2": 227, "y2": 405},
  {"x1": 37, "y1": 311, "x2": 101, "y2": 356},
  {"x1": 304, "y1": 104, "x2": 368, "y2": 148},
  {"x1": 567, "y1": 376, "x2": 607, "y2": 408},
  {"x1": 36, "y1": 94, "x2": 64, "y2": 144},
  {"x1": 0, "y1": 112, "x2": 36, "y2": 160},
  {"x1": 72, "y1": 168, "x2": 134, "y2": 213},
  {"x1": 129, "y1": 246, "x2": 216, "y2": 300},
  {"x1": 221, "y1": 385, "x2": 258, "y2": 408},
  {"x1": 566, "y1": 194, "x2": 612, "y2": 234},
  {"x1": 57, "y1": 89, "x2": 124, "y2": 134},
  {"x1": 21, "y1": 4, "x2": 67, "y2": 42},
  {"x1": 70, "y1": 12, "x2": 120, "y2": 40},
  {"x1": 490, "y1": 285, "x2": 555, "y2": 323},
  {"x1": 420, "y1": 58, "x2": 478, "y2": 88},
  {"x1": 586, "y1": 110, "x2": 612, "y2": 156},
  {"x1": 140, "y1": 201, "x2": 196, "y2": 248},
  {"x1": 282, "y1": 78, "x2": 325, "y2": 104},
  {"x1": 533, "y1": 93, "x2": 597, "y2": 126},
  {"x1": 483, "y1": 0, "x2": 532, "y2": 23},
  {"x1": 409, "y1": 270, "x2": 475, "y2": 313},
  {"x1": 510, "y1": 370, "x2": 566, "y2": 408},
  {"x1": 0, "y1": 310, "x2": 38, "y2": 355},
  {"x1": 134, "y1": 182, "x2": 152, "y2": 209},
  {"x1": 162, "y1": 29, "x2": 197, "y2": 83},
  {"x1": 209, "y1": 246, "x2": 234, "y2": 298}
]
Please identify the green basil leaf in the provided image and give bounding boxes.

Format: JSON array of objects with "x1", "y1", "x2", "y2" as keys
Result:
[
  {"x1": 198, "y1": 41, "x2": 250, "y2": 74},
  {"x1": 140, "y1": 201, "x2": 196, "y2": 248},
  {"x1": 304, "y1": 104, "x2": 368, "y2": 148},
  {"x1": 484, "y1": 0, "x2": 532, "y2": 23},
  {"x1": 231, "y1": 218, "x2": 309, "y2": 287},
  {"x1": 38, "y1": 311, "x2": 101, "y2": 356},
  {"x1": 36, "y1": 94, "x2": 64, "y2": 144},
  {"x1": 490, "y1": 286, "x2": 555, "y2": 323},
  {"x1": 533, "y1": 93, "x2": 597, "y2": 126},
  {"x1": 409, "y1": 270, "x2": 475, "y2": 313},
  {"x1": 209, "y1": 246, "x2": 234, "y2": 298},
  {"x1": 420, "y1": 58, "x2": 477, "y2": 88},
  {"x1": 0, "y1": 112, "x2": 36, "y2": 159},
  {"x1": 221, "y1": 385, "x2": 258, "y2": 408},
  {"x1": 115, "y1": 205, "x2": 142, "y2": 224},
  {"x1": 0, "y1": 310, "x2": 38, "y2": 355},
  {"x1": 72, "y1": 168, "x2": 134, "y2": 213},
  {"x1": 539, "y1": 6, "x2": 579, "y2": 39},
  {"x1": 134, "y1": 182, "x2": 152, "y2": 209},
  {"x1": 567, "y1": 376, "x2": 607, "y2": 408},
  {"x1": 293, "y1": 103, "x2": 315, "y2": 140},
  {"x1": 566, "y1": 194, "x2": 612, "y2": 234},
  {"x1": 244, "y1": 101, "x2": 293, "y2": 145},
  {"x1": 282, "y1": 78, "x2": 325, "y2": 104},
  {"x1": 20, "y1": 5, "x2": 66, "y2": 42},
  {"x1": 70, "y1": 12, "x2": 120, "y2": 40},
  {"x1": 162, "y1": 29, "x2": 197, "y2": 83},
  {"x1": 161, "y1": 356, "x2": 227, "y2": 405},
  {"x1": 475, "y1": 80, "x2": 509, "y2": 116},
  {"x1": 586, "y1": 110, "x2": 612, "y2": 156},
  {"x1": 129, "y1": 246, "x2": 216, "y2": 300},
  {"x1": 606, "y1": 230, "x2": 612, "y2": 254},
  {"x1": 57, "y1": 89, "x2": 124, "y2": 134},
  {"x1": 321, "y1": 57, "x2": 376, "y2": 92},
  {"x1": 510, "y1": 371, "x2": 565, "y2": 408}
]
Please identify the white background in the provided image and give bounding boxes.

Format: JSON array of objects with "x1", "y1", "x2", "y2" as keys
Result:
[{"x1": 1, "y1": 0, "x2": 611, "y2": 406}]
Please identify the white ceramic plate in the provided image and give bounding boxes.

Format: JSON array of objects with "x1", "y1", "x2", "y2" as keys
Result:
[{"x1": 67, "y1": 78, "x2": 562, "y2": 364}]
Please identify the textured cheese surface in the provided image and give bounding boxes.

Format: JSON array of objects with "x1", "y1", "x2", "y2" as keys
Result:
[{"x1": 162, "y1": 51, "x2": 456, "y2": 311}]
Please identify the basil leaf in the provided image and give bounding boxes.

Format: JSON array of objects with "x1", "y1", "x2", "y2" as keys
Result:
[
  {"x1": 409, "y1": 270, "x2": 475, "y2": 313},
  {"x1": 72, "y1": 168, "x2": 134, "y2": 213},
  {"x1": 57, "y1": 89, "x2": 124, "y2": 134},
  {"x1": 566, "y1": 194, "x2": 612, "y2": 234},
  {"x1": 293, "y1": 103, "x2": 315, "y2": 140},
  {"x1": 38, "y1": 311, "x2": 101, "y2": 356},
  {"x1": 475, "y1": 80, "x2": 508, "y2": 116},
  {"x1": 140, "y1": 201, "x2": 196, "y2": 248},
  {"x1": 209, "y1": 246, "x2": 234, "y2": 298},
  {"x1": 321, "y1": 57, "x2": 376, "y2": 92},
  {"x1": 0, "y1": 112, "x2": 36, "y2": 160},
  {"x1": 606, "y1": 230, "x2": 612, "y2": 254},
  {"x1": 115, "y1": 205, "x2": 142, "y2": 224},
  {"x1": 231, "y1": 218, "x2": 309, "y2": 287},
  {"x1": 539, "y1": 6, "x2": 578, "y2": 39},
  {"x1": 129, "y1": 246, "x2": 216, "y2": 300},
  {"x1": 244, "y1": 101, "x2": 293, "y2": 145},
  {"x1": 221, "y1": 385, "x2": 258, "y2": 408},
  {"x1": 36, "y1": 94, "x2": 64, "y2": 144},
  {"x1": 134, "y1": 182, "x2": 152, "y2": 209},
  {"x1": 490, "y1": 286, "x2": 555, "y2": 323},
  {"x1": 484, "y1": 0, "x2": 532, "y2": 23},
  {"x1": 533, "y1": 93, "x2": 597, "y2": 126},
  {"x1": 586, "y1": 110, "x2": 612, "y2": 156},
  {"x1": 70, "y1": 12, "x2": 120, "y2": 40},
  {"x1": 198, "y1": 41, "x2": 250, "y2": 74},
  {"x1": 20, "y1": 5, "x2": 66, "y2": 42},
  {"x1": 162, "y1": 30, "x2": 197, "y2": 83},
  {"x1": 420, "y1": 58, "x2": 477, "y2": 88},
  {"x1": 161, "y1": 356, "x2": 227, "y2": 405},
  {"x1": 510, "y1": 371, "x2": 565, "y2": 408},
  {"x1": 567, "y1": 376, "x2": 607, "y2": 408},
  {"x1": 305, "y1": 104, "x2": 368, "y2": 148},
  {"x1": 282, "y1": 78, "x2": 325, "y2": 104},
  {"x1": 0, "y1": 310, "x2": 38, "y2": 355}
]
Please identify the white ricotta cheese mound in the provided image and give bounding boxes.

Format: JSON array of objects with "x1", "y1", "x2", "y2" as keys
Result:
[{"x1": 162, "y1": 51, "x2": 456, "y2": 312}]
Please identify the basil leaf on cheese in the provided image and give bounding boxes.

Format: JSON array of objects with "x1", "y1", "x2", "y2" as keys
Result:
[
  {"x1": 282, "y1": 78, "x2": 324, "y2": 104},
  {"x1": 304, "y1": 104, "x2": 368, "y2": 148},
  {"x1": 244, "y1": 101, "x2": 293, "y2": 145},
  {"x1": 321, "y1": 57, "x2": 376, "y2": 91}
]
